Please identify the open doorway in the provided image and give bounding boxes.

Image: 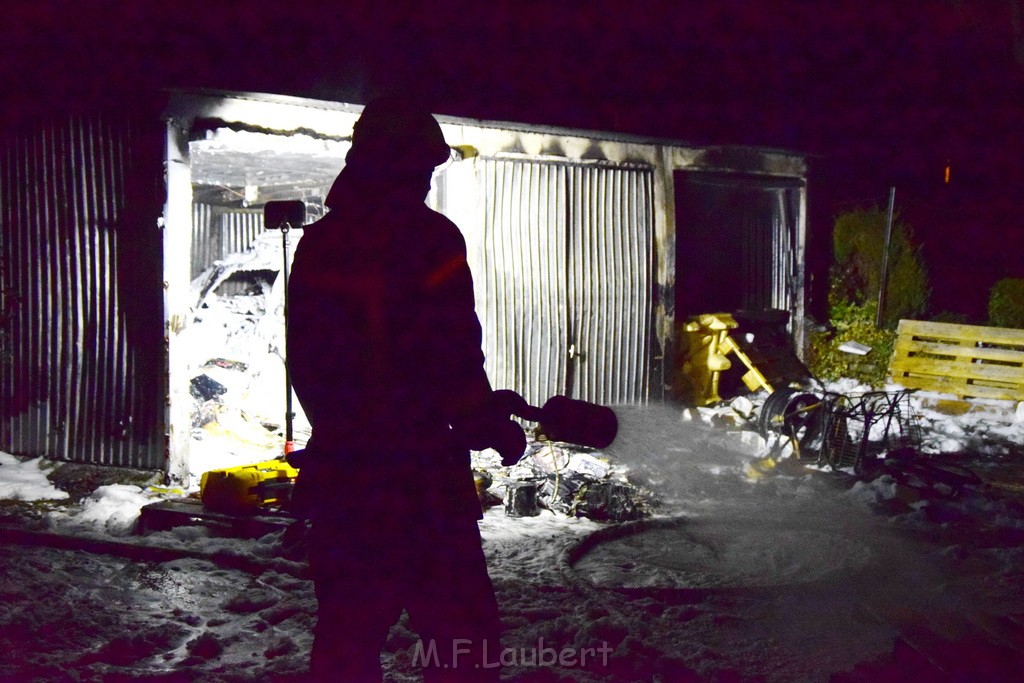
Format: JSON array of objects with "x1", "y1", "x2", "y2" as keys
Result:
[
  {"x1": 179, "y1": 127, "x2": 459, "y2": 484},
  {"x1": 183, "y1": 128, "x2": 347, "y2": 481},
  {"x1": 674, "y1": 171, "x2": 804, "y2": 320}
]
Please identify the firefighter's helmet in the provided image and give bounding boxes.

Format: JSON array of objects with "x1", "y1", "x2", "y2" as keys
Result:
[{"x1": 345, "y1": 96, "x2": 452, "y2": 172}]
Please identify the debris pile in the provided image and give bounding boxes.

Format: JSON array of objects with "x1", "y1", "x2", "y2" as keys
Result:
[
  {"x1": 684, "y1": 377, "x2": 1024, "y2": 524},
  {"x1": 185, "y1": 237, "x2": 310, "y2": 482},
  {"x1": 475, "y1": 440, "x2": 655, "y2": 522}
]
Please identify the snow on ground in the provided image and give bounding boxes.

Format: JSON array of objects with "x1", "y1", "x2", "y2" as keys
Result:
[
  {"x1": 0, "y1": 451, "x2": 68, "y2": 502},
  {"x1": 2, "y1": 391, "x2": 1024, "y2": 681},
  {"x1": 825, "y1": 377, "x2": 1024, "y2": 458},
  {"x1": 52, "y1": 484, "x2": 156, "y2": 535},
  {"x1": 0, "y1": 547, "x2": 316, "y2": 682}
]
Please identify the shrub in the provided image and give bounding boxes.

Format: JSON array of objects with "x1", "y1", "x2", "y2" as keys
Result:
[
  {"x1": 807, "y1": 278, "x2": 897, "y2": 388},
  {"x1": 832, "y1": 208, "x2": 929, "y2": 328},
  {"x1": 988, "y1": 278, "x2": 1024, "y2": 329},
  {"x1": 807, "y1": 207, "x2": 927, "y2": 387}
]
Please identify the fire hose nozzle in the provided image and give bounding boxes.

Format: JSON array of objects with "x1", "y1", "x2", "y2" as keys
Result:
[{"x1": 503, "y1": 393, "x2": 618, "y2": 450}]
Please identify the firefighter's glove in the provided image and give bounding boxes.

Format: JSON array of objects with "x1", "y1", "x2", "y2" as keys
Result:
[
  {"x1": 488, "y1": 389, "x2": 531, "y2": 418},
  {"x1": 492, "y1": 418, "x2": 527, "y2": 467},
  {"x1": 454, "y1": 390, "x2": 528, "y2": 465}
]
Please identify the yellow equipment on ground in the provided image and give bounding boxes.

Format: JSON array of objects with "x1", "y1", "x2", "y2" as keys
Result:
[
  {"x1": 199, "y1": 459, "x2": 299, "y2": 513},
  {"x1": 676, "y1": 313, "x2": 773, "y2": 405}
]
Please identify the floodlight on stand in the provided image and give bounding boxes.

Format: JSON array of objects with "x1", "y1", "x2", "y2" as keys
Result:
[
  {"x1": 263, "y1": 200, "x2": 307, "y2": 457},
  {"x1": 264, "y1": 200, "x2": 305, "y2": 230}
]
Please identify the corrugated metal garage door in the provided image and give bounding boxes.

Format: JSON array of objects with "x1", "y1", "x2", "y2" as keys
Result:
[
  {"x1": 475, "y1": 158, "x2": 654, "y2": 408},
  {"x1": 0, "y1": 113, "x2": 166, "y2": 468}
]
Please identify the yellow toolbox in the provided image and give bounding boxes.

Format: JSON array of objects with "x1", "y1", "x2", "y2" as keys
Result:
[{"x1": 199, "y1": 459, "x2": 299, "y2": 513}]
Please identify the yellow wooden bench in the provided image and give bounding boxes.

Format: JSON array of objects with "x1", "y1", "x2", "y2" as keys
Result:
[{"x1": 889, "y1": 319, "x2": 1024, "y2": 401}]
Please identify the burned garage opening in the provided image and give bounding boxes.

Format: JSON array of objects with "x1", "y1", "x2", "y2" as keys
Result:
[
  {"x1": 675, "y1": 171, "x2": 804, "y2": 319},
  {"x1": 671, "y1": 170, "x2": 807, "y2": 405},
  {"x1": 182, "y1": 126, "x2": 348, "y2": 479}
]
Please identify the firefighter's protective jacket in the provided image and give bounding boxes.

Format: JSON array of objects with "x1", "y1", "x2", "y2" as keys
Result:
[{"x1": 287, "y1": 173, "x2": 491, "y2": 518}]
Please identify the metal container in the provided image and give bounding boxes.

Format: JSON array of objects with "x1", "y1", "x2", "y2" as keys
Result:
[{"x1": 503, "y1": 480, "x2": 541, "y2": 517}]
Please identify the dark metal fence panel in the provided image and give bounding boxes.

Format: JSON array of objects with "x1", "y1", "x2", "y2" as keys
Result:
[
  {"x1": 741, "y1": 190, "x2": 775, "y2": 312},
  {"x1": 739, "y1": 185, "x2": 802, "y2": 314},
  {"x1": 773, "y1": 188, "x2": 802, "y2": 315},
  {"x1": 475, "y1": 158, "x2": 654, "y2": 408},
  {"x1": 0, "y1": 112, "x2": 165, "y2": 469},
  {"x1": 191, "y1": 204, "x2": 264, "y2": 280},
  {"x1": 191, "y1": 203, "x2": 216, "y2": 280},
  {"x1": 221, "y1": 209, "x2": 263, "y2": 258}
]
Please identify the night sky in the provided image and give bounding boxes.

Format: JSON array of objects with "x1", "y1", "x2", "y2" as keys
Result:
[{"x1": 4, "y1": 0, "x2": 1023, "y2": 319}]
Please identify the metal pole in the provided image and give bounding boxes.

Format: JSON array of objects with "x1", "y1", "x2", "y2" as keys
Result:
[
  {"x1": 876, "y1": 187, "x2": 896, "y2": 328},
  {"x1": 281, "y1": 224, "x2": 294, "y2": 453}
]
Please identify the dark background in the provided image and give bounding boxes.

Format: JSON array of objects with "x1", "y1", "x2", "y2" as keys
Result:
[{"x1": 4, "y1": 0, "x2": 1023, "y2": 321}]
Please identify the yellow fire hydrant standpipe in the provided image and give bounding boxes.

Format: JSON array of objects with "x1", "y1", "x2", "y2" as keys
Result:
[{"x1": 675, "y1": 313, "x2": 774, "y2": 406}]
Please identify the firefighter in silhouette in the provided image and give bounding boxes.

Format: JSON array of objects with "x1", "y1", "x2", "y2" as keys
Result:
[{"x1": 287, "y1": 97, "x2": 523, "y2": 681}]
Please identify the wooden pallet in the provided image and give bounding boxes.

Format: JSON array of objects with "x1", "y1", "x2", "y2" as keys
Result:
[{"x1": 889, "y1": 319, "x2": 1024, "y2": 401}]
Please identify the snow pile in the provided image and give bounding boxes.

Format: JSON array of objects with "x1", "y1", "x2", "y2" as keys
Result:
[
  {"x1": 38, "y1": 483, "x2": 201, "y2": 538},
  {"x1": 910, "y1": 391, "x2": 1024, "y2": 456},
  {"x1": 818, "y1": 377, "x2": 1024, "y2": 457},
  {"x1": 0, "y1": 451, "x2": 69, "y2": 502},
  {"x1": 846, "y1": 475, "x2": 902, "y2": 508},
  {"x1": 50, "y1": 484, "x2": 154, "y2": 536}
]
